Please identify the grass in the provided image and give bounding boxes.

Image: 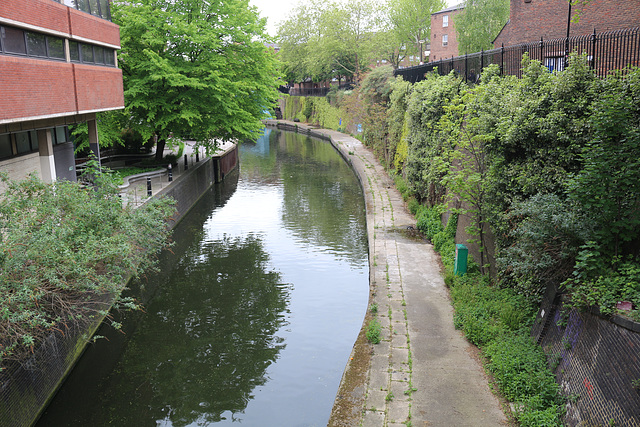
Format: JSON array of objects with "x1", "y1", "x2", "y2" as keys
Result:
[{"x1": 366, "y1": 319, "x2": 382, "y2": 344}]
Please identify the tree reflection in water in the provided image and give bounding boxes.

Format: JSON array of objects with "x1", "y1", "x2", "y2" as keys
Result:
[{"x1": 97, "y1": 234, "x2": 289, "y2": 425}]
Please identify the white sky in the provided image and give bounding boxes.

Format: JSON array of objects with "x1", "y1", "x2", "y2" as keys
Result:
[{"x1": 249, "y1": 0, "x2": 460, "y2": 37}]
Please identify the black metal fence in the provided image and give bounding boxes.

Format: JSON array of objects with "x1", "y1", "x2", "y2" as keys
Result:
[
  {"x1": 395, "y1": 27, "x2": 640, "y2": 84},
  {"x1": 288, "y1": 87, "x2": 332, "y2": 97}
]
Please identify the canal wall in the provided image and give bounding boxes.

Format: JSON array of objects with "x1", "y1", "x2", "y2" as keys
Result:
[
  {"x1": 156, "y1": 143, "x2": 238, "y2": 229},
  {"x1": 0, "y1": 145, "x2": 239, "y2": 427}
]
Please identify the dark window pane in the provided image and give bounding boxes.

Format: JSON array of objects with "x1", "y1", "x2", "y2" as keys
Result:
[
  {"x1": 105, "y1": 49, "x2": 115, "y2": 66},
  {"x1": 94, "y1": 46, "x2": 105, "y2": 64},
  {"x1": 29, "y1": 131, "x2": 38, "y2": 150},
  {"x1": 69, "y1": 41, "x2": 80, "y2": 62},
  {"x1": 26, "y1": 32, "x2": 47, "y2": 57},
  {"x1": 47, "y1": 36, "x2": 65, "y2": 59},
  {"x1": 81, "y1": 44, "x2": 94, "y2": 63},
  {"x1": 98, "y1": 0, "x2": 110, "y2": 19},
  {"x1": 76, "y1": 0, "x2": 89, "y2": 13},
  {"x1": 0, "y1": 134, "x2": 13, "y2": 158},
  {"x1": 15, "y1": 132, "x2": 31, "y2": 154},
  {"x1": 2, "y1": 26, "x2": 26, "y2": 55},
  {"x1": 55, "y1": 127, "x2": 67, "y2": 144},
  {"x1": 88, "y1": 0, "x2": 99, "y2": 16}
]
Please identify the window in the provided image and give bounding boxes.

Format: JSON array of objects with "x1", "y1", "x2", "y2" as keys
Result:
[
  {"x1": 94, "y1": 46, "x2": 105, "y2": 65},
  {"x1": 443, "y1": 15, "x2": 449, "y2": 27},
  {"x1": 47, "y1": 37, "x2": 66, "y2": 60},
  {"x1": 69, "y1": 41, "x2": 80, "y2": 62},
  {"x1": 105, "y1": 49, "x2": 115, "y2": 66},
  {"x1": 26, "y1": 32, "x2": 47, "y2": 57},
  {"x1": 443, "y1": 35, "x2": 448, "y2": 46},
  {"x1": 0, "y1": 134, "x2": 13, "y2": 159},
  {"x1": 53, "y1": 0, "x2": 111, "y2": 21},
  {"x1": 15, "y1": 131, "x2": 37, "y2": 155},
  {"x1": 53, "y1": 127, "x2": 68, "y2": 145},
  {"x1": 0, "y1": 25, "x2": 115, "y2": 67},
  {"x1": 1, "y1": 26, "x2": 66, "y2": 61},
  {"x1": 2, "y1": 26, "x2": 27, "y2": 55},
  {"x1": 81, "y1": 44, "x2": 94, "y2": 63}
]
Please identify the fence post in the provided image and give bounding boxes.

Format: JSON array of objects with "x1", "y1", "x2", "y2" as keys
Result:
[
  {"x1": 480, "y1": 49, "x2": 484, "y2": 74},
  {"x1": 500, "y1": 43, "x2": 504, "y2": 76},
  {"x1": 540, "y1": 37, "x2": 544, "y2": 63},
  {"x1": 591, "y1": 28, "x2": 597, "y2": 70},
  {"x1": 465, "y1": 52, "x2": 468, "y2": 82}
]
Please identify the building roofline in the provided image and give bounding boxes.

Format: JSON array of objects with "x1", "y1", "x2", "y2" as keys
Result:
[
  {"x1": 432, "y1": 3, "x2": 465, "y2": 15},
  {"x1": 493, "y1": 19, "x2": 510, "y2": 44}
]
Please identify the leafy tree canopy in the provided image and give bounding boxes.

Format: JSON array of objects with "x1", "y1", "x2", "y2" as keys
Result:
[
  {"x1": 277, "y1": 0, "x2": 381, "y2": 84},
  {"x1": 455, "y1": 0, "x2": 510, "y2": 54},
  {"x1": 386, "y1": 0, "x2": 446, "y2": 64},
  {"x1": 112, "y1": 0, "x2": 282, "y2": 156}
]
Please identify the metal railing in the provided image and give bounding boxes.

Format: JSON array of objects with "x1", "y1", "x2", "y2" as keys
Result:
[
  {"x1": 284, "y1": 83, "x2": 355, "y2": 97},
  {"x1": 395, "y1": 27, "x2": 640, "y2": 83},
  {"x1": 288, "y1": 87, "x2": 331, "y2": 97}
]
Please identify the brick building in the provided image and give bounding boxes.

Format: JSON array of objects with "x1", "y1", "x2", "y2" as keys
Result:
[
  {"x1": 494, "y1": 0, "x2": 640, "y2": 47},
  {"x1": 0, "y1": 0, "x2": 124, "y2": 185},
  {"x1": 430, "y1": 4, "x2": 464, "y2": 62}
]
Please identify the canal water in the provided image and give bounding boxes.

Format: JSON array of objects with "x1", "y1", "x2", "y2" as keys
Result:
[{"x1": 37, "y1": 129, "x2": 369, "y2": 426}]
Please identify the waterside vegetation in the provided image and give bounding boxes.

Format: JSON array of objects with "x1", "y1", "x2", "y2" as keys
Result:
[
  {"x1": 283, "y1": 55, "x2": 640, "y2": 425},
  {"x1": 0, "y1": 165, "x2": 175, "y2": 372}
]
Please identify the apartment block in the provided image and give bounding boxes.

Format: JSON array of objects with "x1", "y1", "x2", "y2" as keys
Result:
[{"x1": 0, "y1": 0, "x2": 124, "y2": 184}]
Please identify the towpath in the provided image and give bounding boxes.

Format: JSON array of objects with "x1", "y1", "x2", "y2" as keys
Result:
[{"x1": 267, "y1": 121, "x2": 508, "y2": 427}]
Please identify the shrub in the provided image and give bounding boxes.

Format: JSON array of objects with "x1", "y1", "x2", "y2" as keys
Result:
[
  {"x1": 447, "y1": 272, "x2": 561, "y2": 424},
  {"x1": 415, "y1": 205, "x2": 444, "y2": 239},
  {"x1": 0, "y1": 171, "x2": 175, "y2": 369}
]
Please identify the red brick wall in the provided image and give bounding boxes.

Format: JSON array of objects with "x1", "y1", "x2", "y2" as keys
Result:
[
  {"x1": 0, "y1": 0, "x2": 69, "y2": 34},
  {"x1": 68, "y1": 8, "x2": 121, "y2": 47},
  {"x1": 0, "y1": 0, "x2": 123, "y2": 122},
  {"x1": 495, "y1": 0, "x2": 640, "y2": 47},
  {"x1": 74, "y1": 64, "x2": 124, "y2": 112},
  {"x1": 0, "y1": 0, "x2": 120, "y2": 47},
  {"x1": 430, "y1": 8, "x2": 464, "y2": 62},
  {"x1": 0, "y1": 57, "x2": 76, "y2": 121}
]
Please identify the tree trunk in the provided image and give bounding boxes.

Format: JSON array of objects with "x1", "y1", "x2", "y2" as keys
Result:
[{"x1": 155, "y1": 137, "x2": 166, "y2": 162}]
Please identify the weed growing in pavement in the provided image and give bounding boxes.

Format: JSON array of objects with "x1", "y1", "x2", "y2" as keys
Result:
[{"x1": 366, "y1": 319, "x2": 382, "y2": 344}]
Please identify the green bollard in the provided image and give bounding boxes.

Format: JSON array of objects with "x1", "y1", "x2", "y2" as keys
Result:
[{"x1": 454, "y1": 244, "x2": 468, "y2": 276}]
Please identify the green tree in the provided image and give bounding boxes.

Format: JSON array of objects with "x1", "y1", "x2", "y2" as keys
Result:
[
  {"x1": 387, "y1": 0, "x2": 446, "y2": 64},
  {"x1": 278, "y1": 0, "x2": 386, "y2": 85},
  {"x1": 568, "y1": 68, "x2": 640, "y2": 257},
  {"x1": 113, "y1": 0, "x2": 281, "y2": 160},
  {"x1": 455, "y1": 0, "x2": 509, "y2": 54},
  {"x1": 277, "y1": 1, "x2": 328, "y2": 83}
]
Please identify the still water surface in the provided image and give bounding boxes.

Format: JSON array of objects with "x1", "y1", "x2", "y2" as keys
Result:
[{"x1": 37, "y1": 129, "x2": 368, "y2": 426}]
